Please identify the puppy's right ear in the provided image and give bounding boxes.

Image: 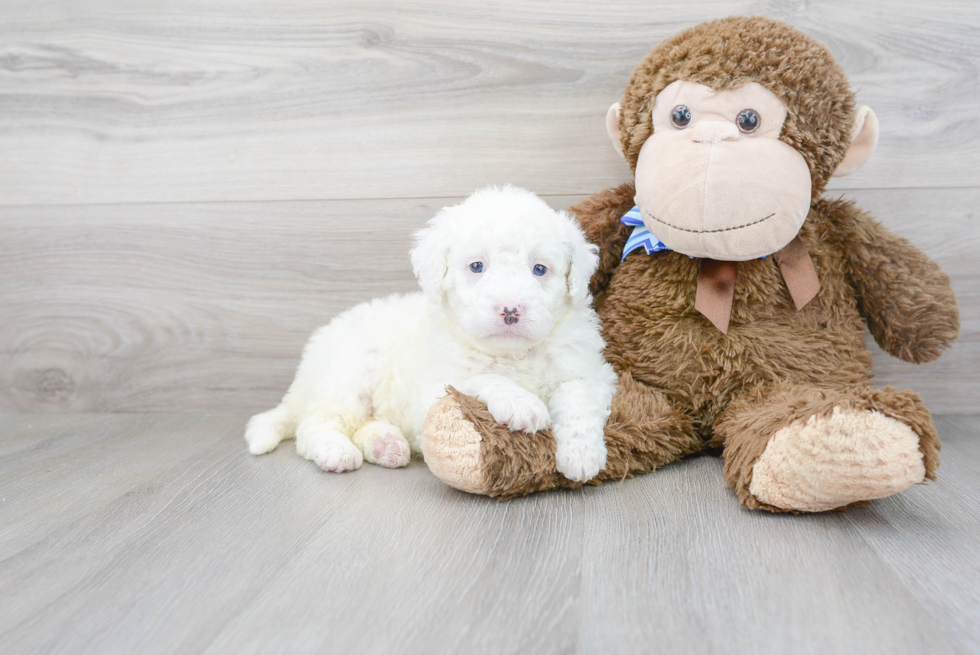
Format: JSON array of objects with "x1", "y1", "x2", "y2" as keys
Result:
[{"x1": 410, "y1": 210, "x2": 452, "y2": 303}]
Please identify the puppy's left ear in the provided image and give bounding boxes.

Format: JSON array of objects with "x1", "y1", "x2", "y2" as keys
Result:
[
  {"x1": 561, "y1": 211, "x2": 600, "y2": 302},
  {"x1": 410, "y1": 210, "x2": 452, "y2": 303}
]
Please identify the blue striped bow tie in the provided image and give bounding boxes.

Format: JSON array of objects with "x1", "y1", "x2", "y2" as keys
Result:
[{"x1": 620, "y1": 206, "x2": 669, "y2": 261}]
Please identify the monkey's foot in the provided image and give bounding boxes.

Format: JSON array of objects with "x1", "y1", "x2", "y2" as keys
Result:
[{"x1": 749, "y1": 407, "x2": 926, "y2": 512}]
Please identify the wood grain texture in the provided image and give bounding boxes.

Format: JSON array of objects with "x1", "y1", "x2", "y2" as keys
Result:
[
  {"x1": 1, "y1": 412, "x2": 978, "y2": 654},
  {"x1": 841, "y1": 415, "x2": 980, "y2": 654},
  {"x1": 0, "y1": 0, "x2": 978, "y2": 205},
  {"x1": 2, "y1": 189, "x2": 976, "y2": 414},
  {"x1": 0, "y1": 197, "x2": 438, "y2": 412},
  {"x1": 2, "y1": 3, "x2": 976, "y2": 651}
]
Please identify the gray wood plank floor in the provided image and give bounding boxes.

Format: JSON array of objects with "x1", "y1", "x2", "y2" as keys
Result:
[{"x1": 1, "y1": 413, "x2": 977, "y2": 655}]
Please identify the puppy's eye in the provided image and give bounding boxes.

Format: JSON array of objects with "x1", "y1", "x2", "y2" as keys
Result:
[
  {"x1": 670, "y1": 105, "x2": 692, "y2": 129},
  {"x1": 736, "y1": 109, "x2": 760, "y2": 133},
  {"x1": 532, "y1": 264, "x2": 547, "y2": 276},
  {"x1": 469, "y1": 262, "x2": 484, "y2": 273}
]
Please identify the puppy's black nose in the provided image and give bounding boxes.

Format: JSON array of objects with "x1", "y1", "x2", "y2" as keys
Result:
[{"x1": 502, "y1": 307, "x2": 520, "y2": 325}]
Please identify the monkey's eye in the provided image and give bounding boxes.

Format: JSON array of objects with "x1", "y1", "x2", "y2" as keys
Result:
[
  {"x1": 736, "y1": 109, "x2": 760, "y2": 133},
  {"x1": 469, "y1": 262, "x2": 484, "y2": 273},
  {"x1": 670, "y1": 105, "x2": 692, "y2": 128},
  {"x1": 532, "y1": 264, "x2": 547, "y2": 276}
]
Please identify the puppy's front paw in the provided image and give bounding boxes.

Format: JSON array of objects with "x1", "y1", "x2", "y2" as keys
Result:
[
  {"x1": 486, "y1": 393, "x2": 551, "y2": 433},
  {"x1": 555, "y1": 430, "x2": 607, "y2": 482}
]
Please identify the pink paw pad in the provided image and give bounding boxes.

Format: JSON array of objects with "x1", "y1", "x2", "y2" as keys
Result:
[{"x1": 372, "y1": 432, "x2": 411, "y2": 468}]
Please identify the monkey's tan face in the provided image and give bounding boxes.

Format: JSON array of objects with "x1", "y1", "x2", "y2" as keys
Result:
[{"x1": 632, "y1": 81, "x2": 811, "y2": 261}]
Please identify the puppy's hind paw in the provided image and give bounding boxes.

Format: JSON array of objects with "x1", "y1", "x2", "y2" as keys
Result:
[
  {"x1": 372, "y1": 433, "x2": 412, "y2": 468},
  {"x1": 353, "y1": 420, "x2": 412, "y2": 468},
  {"x1": 310, "y1": 435, "x2": 363, "y2": 473}
]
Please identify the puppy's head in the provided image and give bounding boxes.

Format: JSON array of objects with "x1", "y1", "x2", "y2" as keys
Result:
[{"x1": 411, "y1": 185, "x2": 599, "y2": 350}]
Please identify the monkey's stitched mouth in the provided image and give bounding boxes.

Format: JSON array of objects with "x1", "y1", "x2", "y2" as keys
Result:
[{"x1": 642, "y1": 209, "x2": 776, "y2": 234}]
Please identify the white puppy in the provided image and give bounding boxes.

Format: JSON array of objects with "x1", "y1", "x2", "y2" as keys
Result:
[{"x1": 245, "y1": 185, "x2": 617, "y2": 482}]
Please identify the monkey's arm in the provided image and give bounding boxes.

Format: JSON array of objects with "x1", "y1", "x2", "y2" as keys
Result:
[
  {"x1": 834, "y1": 203, "x2": 959, "y2": 363},
  {"x1": 569, "y1": 183, "x2": 636, "y2": 298}
]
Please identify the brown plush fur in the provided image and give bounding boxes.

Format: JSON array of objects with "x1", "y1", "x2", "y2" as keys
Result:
[
  {"x1": 589, "y1": 184, "x2": 958, "y2": 436},
  {"x1": 421, "y1": 17, "x2": 959, "y2": 509}
]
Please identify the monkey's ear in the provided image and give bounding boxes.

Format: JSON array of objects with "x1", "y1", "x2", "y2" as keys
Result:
[
  {"x1": 832, "y1": 106, "x2": 879, "y2": 177},
  {"x1": 606, "y1": 103, "x2": 624, "y2": 157}
]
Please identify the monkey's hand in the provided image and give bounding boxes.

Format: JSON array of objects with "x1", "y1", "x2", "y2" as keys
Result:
[
  {"x1": 842, "y1": 206, "x2": 959, "y2": 363},
  {"x1": 568, "y1": 183, "x2": 636, "y2": 299}
]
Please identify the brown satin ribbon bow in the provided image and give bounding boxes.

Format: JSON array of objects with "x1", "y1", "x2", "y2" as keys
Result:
[{"x1": 694, "y1": 236, "x2": 820, "y2": 333}]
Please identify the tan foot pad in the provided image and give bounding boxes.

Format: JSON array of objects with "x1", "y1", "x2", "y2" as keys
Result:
[
  {"x1": 421, "y1": 396, "x2": 489, "y2": 495},
  {"x1": 749, "y1": 407, "x2": 926, "y2": 512}
]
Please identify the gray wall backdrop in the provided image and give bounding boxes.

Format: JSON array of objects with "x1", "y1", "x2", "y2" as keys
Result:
[{"x1": 1, "y1": 0, "x2": 976, "y2": 414}]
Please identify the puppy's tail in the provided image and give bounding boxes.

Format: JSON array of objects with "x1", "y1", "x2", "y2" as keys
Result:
[{"x1": 244, "y1": 403, "x2": 294, "y2": 455}]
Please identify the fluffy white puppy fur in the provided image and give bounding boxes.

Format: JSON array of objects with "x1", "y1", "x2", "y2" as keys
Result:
[{"x1": 245, "y1": 185, "x2": 618, "y2": 482}]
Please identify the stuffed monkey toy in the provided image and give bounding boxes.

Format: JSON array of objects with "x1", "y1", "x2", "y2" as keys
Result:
[{"x1": 420, "y1": 16, "x2": 959, "y2": 512}]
